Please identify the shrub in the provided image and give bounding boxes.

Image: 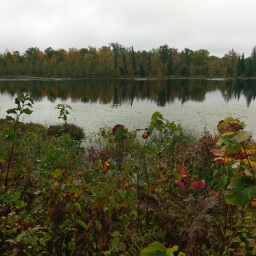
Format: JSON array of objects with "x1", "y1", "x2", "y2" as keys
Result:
[{"x1": 46, "y1": 123, "x2": 85, "y2": 141}]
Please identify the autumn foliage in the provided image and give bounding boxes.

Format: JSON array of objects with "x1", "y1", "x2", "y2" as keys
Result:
[
  {"x1": 1, "y1": 101, "x2": 256, "y2": 255},
  {"x1": 1, "y1": 44, "x2": 256, "y2": 78}
]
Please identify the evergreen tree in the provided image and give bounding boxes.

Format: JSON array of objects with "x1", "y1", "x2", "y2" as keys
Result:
[
  {"x1": 122, "y1": 54, "x2": 127, "y2": 75},
  {"x1": 241, "y1": 53, "x2": 246, "y2": 75},
  {"x1": 245, "y1": 57, "x2": 253, "y2": 77},
  {"x1": 109, "y1": 43, "x2": 124, "y2": 71},
  {"x1": 251, "y1": 46, "x2": 256, "y2": 76},
  {"x1": 139, "y1": 62, "x2": 145, "y2": 77},
  {"x1": 237, "y1": 54, "x2": 246, "y2": 76},
  {"x1": 131, "y1": 46, "x2": 136, "y2": 75},
  {"x1": 236, "y1": 56, "x2": 242, "y2": 76},
  {"x1": 167, "y1": 52, "x2": 173, "y2": 76},
  {"x1": 227, "y1": 66, "x2": 234, "y2": 77},
  {"x1": 147, "y1": 54, "x2": 152, "y2": 76}
]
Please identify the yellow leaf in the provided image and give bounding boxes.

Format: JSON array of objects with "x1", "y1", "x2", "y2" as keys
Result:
[
  {"x1": 101, "y1": 160, "x2": 110, "y2": 173},
  {"x1": 214, "y1": 157, "x2": 233, "y2": 163},
  {"x1": 243, "y1": 159, "x2": 256, "y2": 168}
]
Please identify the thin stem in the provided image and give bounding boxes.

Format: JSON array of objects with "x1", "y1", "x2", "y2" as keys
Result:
[{"x1": 5, "y1": 114, "x2": 19, "y2": 191}]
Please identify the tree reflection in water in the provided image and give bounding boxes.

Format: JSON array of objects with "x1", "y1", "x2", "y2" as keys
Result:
[{"x1": 0, "y1": 78, "x2": 256, "y2": 107}]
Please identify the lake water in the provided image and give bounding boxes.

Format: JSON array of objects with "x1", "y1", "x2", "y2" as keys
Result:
[{"x1": 1, "y1": 78, "x2": 256, "y2": 137}]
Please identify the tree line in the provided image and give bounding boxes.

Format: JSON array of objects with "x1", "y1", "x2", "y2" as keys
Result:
[{"x1": 1, "y1": 43, "x2": 256, "y2": 78}]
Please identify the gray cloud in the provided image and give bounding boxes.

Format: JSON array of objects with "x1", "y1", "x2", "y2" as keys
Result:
[{"x1": 1, "y1": 0, "x2": 256, "y2": 57}]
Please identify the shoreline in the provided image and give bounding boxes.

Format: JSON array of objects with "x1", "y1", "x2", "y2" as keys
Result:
[{"x1": 1, "y1": 76, "x2": 256, "y2": 81}]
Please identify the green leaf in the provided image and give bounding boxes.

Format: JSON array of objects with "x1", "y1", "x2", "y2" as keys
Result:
[
  {"x1": 150, "y1": 112, "x2": 165, "y2": 131},
  {"x1": 39, "y1": 238, "x2": 46, "y2": 246},
  {"x1": 74, "y1": 202, "x2": 81, "y2": 212},
  {"x1": 151, "y1": 111, "x2": 163, "y2": 122},
  {"x1": 86, "y1": 220, "x2": 93, "y2": 230},
  {"x1": 166, "y1": 246, "x2": 178, "y2": 253},
  {"x1": 210, "y1": 178, "x2": 218, "y2": 187},
  {"x1": 3, "y1": 129, "x2": 13, "y2": 136},
  {"x1": 6, "y1": 109, "x2": 17, "y2": 114},
  {"x1": 115, "y1": 127, "x2": 129, "y2": 142},
  {"x1": 172, "y1": 171, "x2": 181, "y2": 180},
  {"x1": 5, "y1": 115, "x2": 15, "y2": 122},
  {"x1": 95, "y1": 220, "x2": 102, "y2": 231},
  {"x1": 60, "y1": 219, "x2": 71, "y2": 230},
  {"x1": 111, "y1": 237, "x2": 120, "y2": 251},
  {"x1": 23, "y1": 108, "x2": 33, "y2": 115},
  {"x1": 14, "y1": 200, "x2": 26, "y2": 208},
  {"x1": 212, "y1": 169, "x2": 218, "y2": 178},
  {"x1": 0, "y1": 155, "x2": 5, "y2": 162},
  {"x1": 17, "y1": 158, "x2": 25, "y2": 170},
  {"x1": 3, "y1": 131, "x2": 15, "y2": 141},
  {"x1": 44, "y1": 233, "x2": 52, "y2": 239},
  {"x1": 30, "y1": 203, "x2": 43, "y2": 214},
  {"x1": 53, "y1": 169, "x2": 63, "y2": 178},
  {"x1": 235, "y1": 131, "x2": 252, "y2": 143},
  {"x1": 13, "y1": 191, "x2": 21, "y2": 201},
  {"x1": 214, "y1": 175, "x2": 228, "y2": 193},
  {"x1": 225, "y1": 176, "x2": 256, "y2": 205},
  {"x1": 110, "y1": 231, "x2": 120, "y2": 237},
  {"x1": 140, "y1": 242, "x2": 166, "y2": 256},
  {"x1": 76, "y1": 219, "x2": 87, "y2": 229},
  {"x1": 218, "y1": 132, "x2": 241, "y2": 154}
]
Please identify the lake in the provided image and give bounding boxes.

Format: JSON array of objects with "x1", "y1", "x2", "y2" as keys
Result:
[{"x1": 1, "y1": 78, "x2": 256, "y2": 137}]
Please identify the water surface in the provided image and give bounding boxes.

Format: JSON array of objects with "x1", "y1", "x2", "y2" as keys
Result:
[{"x1": 1, "y1": 78, "x2": 256, "y2": 137}]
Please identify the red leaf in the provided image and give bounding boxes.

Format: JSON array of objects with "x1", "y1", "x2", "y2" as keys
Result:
[
  {"x1": 236, "y1": 248, "x2": 246, "y2": 255},
  {"x1": 112, "y1": 124, "x2": 124, "y2": 134},
  {"x1": 199, "y1": 180, "x2": 207, "y2": 187},
  {"x1": 190, "y1": 181, "x2": 199, "y2": 188},
  {"x1": 174, "y1": 180, "x2": 185, "y2": 188},
  {"x1": 209, "y1": 190, "x2": 221, "y2": 199}
]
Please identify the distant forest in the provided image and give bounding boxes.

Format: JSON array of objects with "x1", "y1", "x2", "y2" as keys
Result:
[{"x1": 0, "y1": 43, "x2": 256, "y2": 78}]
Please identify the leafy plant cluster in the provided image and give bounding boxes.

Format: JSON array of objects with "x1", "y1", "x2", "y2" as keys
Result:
[{"x1": 1, "y1": 94, "x2": 256, "y2": 255}]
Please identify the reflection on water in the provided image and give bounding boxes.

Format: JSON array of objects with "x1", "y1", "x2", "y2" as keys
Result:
[
  {"x1": 2, "y1": 78, "x2": 256, "y2": 138},
  {"x1": 1, "y1": 78, "x2": 256, "y2": 107}
]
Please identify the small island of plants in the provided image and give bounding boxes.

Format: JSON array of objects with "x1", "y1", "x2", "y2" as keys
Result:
[{"x1": 1, "y1": 93, "x2": 256, "y2": 255}]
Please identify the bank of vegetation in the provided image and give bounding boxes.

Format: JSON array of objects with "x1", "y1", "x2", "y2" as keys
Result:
[
  {"x1": 1, "y1": 44, "x2": 256, "y2": 78},
  {"x1": 1, "y1": 94, "x2": 256, "y2": 255}
]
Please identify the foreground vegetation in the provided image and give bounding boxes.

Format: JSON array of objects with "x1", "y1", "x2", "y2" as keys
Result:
[
  {"x1": 1, "y1": 44, "x2": 256, "y2": 78},
  {"x1": 1, "y1": 94, "x2": 256, "y2": 255}
]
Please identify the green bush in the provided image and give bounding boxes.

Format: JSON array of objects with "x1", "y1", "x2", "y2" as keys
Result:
[{"x1": 46, "y1": 123, "x2": 85, "y2": 141}]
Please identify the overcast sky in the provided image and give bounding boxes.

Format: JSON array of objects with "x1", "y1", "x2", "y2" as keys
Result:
[{"x1": 1, "y1": 0, "x2": 256, "y2": 57}]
